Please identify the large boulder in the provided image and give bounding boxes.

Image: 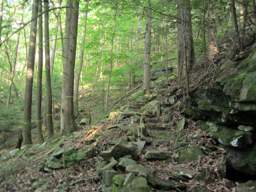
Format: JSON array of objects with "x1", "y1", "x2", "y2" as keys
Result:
[{"x1": 226, "y1": 146, "x2": 256, "y2": 176}]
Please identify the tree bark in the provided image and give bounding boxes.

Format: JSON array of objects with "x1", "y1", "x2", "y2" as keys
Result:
[
  {"x1": 37, "y1": 0, "x2": 44, "y2": 143},
  {"x1": 74, "y1": 0, "x2": 89, "y2": 116},
  {"x1": 61, "y1": 0, "x2": 79, "y2": 134},
  {"x1": 23, "y1": 0, "x2": 39, "y2": 145},
  {"x1": 177, "y1": 0, "x2": 194, "y2": 96},
  {"x1": 207, "y1": 1, "x2": 219, "y2": 61},
  {"x1": 241, "y1": 0, "x2": 248, "y2": 47},
  {"x1": 44, "y1": 0, "x2": 54, "y2": 138},
  {"x1": 7, "y1": 33, "x2": 20, "y2": 106},
  {"x1": 230, "y1": 0, "x2": 241, "y2": 49},
  {"x1": 104, "y1": 8, "x2": 118, "y2": 111},
  {"x1": 143, "y1": 0, "x2": 152, "y2": 95},
  {"x1": 0, "y1": 0, "x2": 3, "y2": 42}
]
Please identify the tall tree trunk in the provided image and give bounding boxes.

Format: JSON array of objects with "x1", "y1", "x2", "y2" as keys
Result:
[
  {"x1": 207, "y1": 1, "x2": 219, "y2": 61},
  {"x1": 253, "y1": 0, "x2": 256, "y2": 19},
  {"x1": 230, "y1": 0, "x2": 241, "y2": 49},
  {"x1": 241, "y1": 0, "x2": 248, "y2": 47},
  {"x1": 0, "y1": 0, "x2": 3, "y2": 42},
  {"x1": 23, "y1": 0, "x2": 39, "y2": 145},
  {"x1": 143, "y1": 0, "x2": 152, "y2": 95},
  {"x1": 74, "y1": 0, "x2": 89, "y2": 116},
  {"x1": 61, "y1": 0, "x2": 79, "y2": 133},
  {"x1": 37, "y1": 0, "x2": 44, "y2": 143},
  {"x1": 177, "y1": 0, "x2": 194, "y2": 96},
  {"x1": 7, "y1": 32, "x2": 20, "y2": 107},
  {"x1": 50, "y1": 26, "x2": 58, "y2": 73},
  {"x1": 44, "y1": 0, "x2": 54, "y2": 137},
  {"x1": 105, "y1": 8, "x2": 118, "y2": 111}
]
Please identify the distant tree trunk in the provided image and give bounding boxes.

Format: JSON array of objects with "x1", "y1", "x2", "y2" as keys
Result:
[
  {"x1": 61, "y1": 0, "x2": 79, "y2": 133},
  {"x1": 241, "y1": 0, "x2": 248, "y2": 47},
  {"x1": 143, "y1": 0, "x2": 152, "y2": 95},
  {"x1": 37, "y1": 0, "x2": 44, "y2": 143},
  {"x1": 74, "y1": 0, "x2": 89, "y2": 116},
  {"x1": 0, "y1": 0, "x2": 3, "y2": 42},
  {"x1": 177, "y1": 0, "x2": 194, "y2": 95},
  {"x1": 44, "y1": 0, "x2": 54, "y2": 138},
  {"x1": 6, "y1": 33, "x2": 20, "y2": 107},
  {"x1": 230, "y1": 0, "x2": 241, "y2": 49},
  {"x1": 23, "y1": 0, "x2": 39, "y2": 145},
  {"x1": 105, "y1": 8, "x2": 117, "y2": 111},
  {"x1": 202, "y1": 0, "x2": 208, "y2": 54},
  {"x1": 207, "y1": 1, "x2": 219, "y2": 61},
  {"x1": 50, "y1": 27, "x2": 58, "y2": 73},
  {"x1": 253, "y1": 0, "x2": 256, "y2": 19}
]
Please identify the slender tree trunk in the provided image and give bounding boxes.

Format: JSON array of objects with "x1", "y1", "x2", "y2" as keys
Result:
[
  {"x1": 44, "y1": 0, "x2": 54, "y2": 137},
  {"x1": 61, "y1": 0, "x2": 79, "y2": 133},
  {"x1": 143, "y1": 0, "x2": 152, "y2": 95},
  {"x1": 177, "y1": 0, "x2": 194, "y2": 95},
  {"x1": 50, "y1": 26, "x2": 58, "y2": 73},
  {"x1": 241, "y1": 0, "x2": 248, "y2": 47},
  {"x1": 230, "y1": 0, "x2": 241, "y2": 49},
  {"x1": 7, "y1": 32, "x2": 20, "y2": 107},
  {"x1": 74, "y1": 0, "x2": 89, "y2": 116},
  {"x1": 105, "y1": 8, "x2": 117, "y2": 111},
  {"x1": 23, "y1": 0, "x2": 39, "y2": 145},
  {"x1": 253, "y1": 0, "x2": 256, "y2": 19},
  {"x1": 37, "y1": 0, "x2": 44, "y2": 143},
  {"x1": 207, "y1": 1, "x2": 219, "y2": 61},
  {"x1": 0, "y1": 0, "x2": 3, "y2": 42}
]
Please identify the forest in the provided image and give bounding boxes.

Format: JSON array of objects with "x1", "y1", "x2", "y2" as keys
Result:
[{"x1": 0, "y1": 0, "x2": 256, "y2": 191}]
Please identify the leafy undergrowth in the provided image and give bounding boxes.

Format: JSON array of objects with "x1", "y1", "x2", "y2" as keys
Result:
[{"x1": 0, "y1": 74, "x2": 237, "y2": 192}]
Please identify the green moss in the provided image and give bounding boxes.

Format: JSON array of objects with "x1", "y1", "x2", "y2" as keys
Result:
[{"x1": 177, "y1": 146, "x2": 203, "y2": 163}]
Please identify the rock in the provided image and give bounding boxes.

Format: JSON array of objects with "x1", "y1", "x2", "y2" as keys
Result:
[
  {"x1": 80, "y1": 118, "x2": 90, "y2": 125},
  {"x1": 98, "y1": 158, "x2": 118, "y2": 175},
  {"x1": 239, "y1": 72, "x2": 256, "y2": 102},
  {"x1": 117, "y1": 157, "x2": 137, "y2": 170},
  {"x1": 238, "y1": 125, "x2": 254, "y2": 132},
  {"x1": 126, "y1": 164, "x2": 150, "y2": 177},
  {"x1": 101, "y1": 141, "x2": 138, "y2": 160},
  {"x1": 201, "y1": 122, "x2": 253, "y2": 149},
  {"x1": 102, "y1": 169, "x2": 117, "y2": 187},
  {"x1": 44, "y1": 146, "x2": 94, "y2": 170},
  {"x1": 177, "y1": 146, "x2": 203, "y2": 163},
  {"x1": 236, "y1": 181, "x2": 256, "y2": 192},
  {"x1": 148, "y1": 174, "x2": 186, "y2": 191},
  {"x1": 144, "y1": 151, "x2": 171, "y2": 161},
  {"x1": 227, "y1": 146, "x2": 256, "y2": 176},
  {"x1": 190, "y1": 185, "x2": 208, "y2": 192},
  {"x1": 177, "y1": 117, "x2": 186, "y2": 131},
  {"x1": 112, "y1": 174, "x2": 125, "y2": 192},
  {"x1": 123, "y1": 176, "x2": 151, "y2": 192}
]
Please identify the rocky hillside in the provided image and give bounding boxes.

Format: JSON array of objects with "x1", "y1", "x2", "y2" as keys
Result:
[{"x1": 1, "y1": 42, "x2": 256, "y2": 191}]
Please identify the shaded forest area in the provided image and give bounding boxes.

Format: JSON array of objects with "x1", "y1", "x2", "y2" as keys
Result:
[{"x1": 0, "y1": 0, "x2": 256, "y2": 191}]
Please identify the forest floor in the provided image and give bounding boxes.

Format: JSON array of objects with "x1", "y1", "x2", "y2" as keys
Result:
[
  {"x1": 2, "y1": 44, "x2": 256, "y2": 191},
  {"x1": 0, "y1": 73, "x2": 238, "y2": 192}
]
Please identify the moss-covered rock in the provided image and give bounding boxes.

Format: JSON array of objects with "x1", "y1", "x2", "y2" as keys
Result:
[
  {"x1": 227, "y1": 146, "x2": 256, "y2": 176},
  {"x1": 177, "y1": 146, "x2": 203, "y2": 163},
  {"x1": 200, "y1": 122, "x2": 253, "y2": 148}
]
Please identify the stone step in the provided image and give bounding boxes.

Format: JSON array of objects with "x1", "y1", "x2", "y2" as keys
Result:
[{"x1": 145, "y1": 123, "x2": 171, "y2": 130}]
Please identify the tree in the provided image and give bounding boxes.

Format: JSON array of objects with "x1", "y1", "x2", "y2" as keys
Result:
[
  {"x1": 74, "y1": 0, "x2": 89, "y2": 116},
  {"x1": 61, "y1": 0, "x2": 79, "y2": 133},
  {"x1": 23, "y1": 0, "x2": 39, "y2": 144},
  {"x1": 230, "y1": 0, "x2": 241, "y2": 49},
  {"x1": 0, "y1": 0, "x2": 3, "y2": 42},
  {"x1": 36, "y1": 0, "x2": 44, "y2": 143},
  {"x1": 44, "y1": 0, "x2": 54, "y2": 137},
  {"x1": 177, "y1": 0, "x2": 194, "y2": 96},
  {"x1": 143, "y1": 0, "x2": 152, "y2": 95}
]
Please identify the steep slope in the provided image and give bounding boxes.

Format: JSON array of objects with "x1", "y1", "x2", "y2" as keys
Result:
[{"x1": 1, "y1": 41, "x2": 256, "y2": 191}]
